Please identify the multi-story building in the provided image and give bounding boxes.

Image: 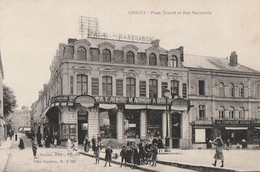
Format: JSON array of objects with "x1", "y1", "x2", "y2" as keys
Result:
[
  {"x1": 0, "y1": 51, "x2": 4, "y2": 144},
  {"x1": 32, "y1": 36, "x2": 260, "y2": 149},
  {"x1": 10, "y1": 106, "x2": 31, "y2": 133}
]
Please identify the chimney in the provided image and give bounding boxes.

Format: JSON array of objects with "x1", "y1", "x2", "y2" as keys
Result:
[
  {"x1": 177, "y1": 46, "x2": 184, "y2": 62},
  {"x1": 229, "y1": 51, "x2": 238, "y2": 66},
  {"x1": 152, "y1": 39, "x2": 160, "y2": 48},
  {"x1": 68, "y1": 38, "x2": 77, "y2": 44}
]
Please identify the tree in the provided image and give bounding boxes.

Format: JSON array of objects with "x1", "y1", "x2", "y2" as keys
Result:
[{"x1": 3, "y1": 85, "x2": 17, "y2": 117}]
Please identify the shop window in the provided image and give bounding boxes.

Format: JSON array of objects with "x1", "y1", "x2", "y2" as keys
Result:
[
  {"x1": 229, "y1": 107, "x2": 235, "y2": 119},
  {"x1": 218, "y1": 106, "x2": 225, "y2": 119},
  {"x1": 70, "y1": 76, "x2": 74, "y2": 94},
  {"x1": 92, "y1": 78, "x2": 99, "y2": 95},
  {"x1": 238, "y1": 83, "x2": 244, "y2": 98},
  {"x1": 102, "y1": 76, "x2": 112, "y2": 96},
  {"x1": 102, "y1": 49, "x2": 111, "y2": 62},
  {"x1": 77, "y1": 47, "x2": 87, "y2": 60},
  {"x1": 99, "y1": 110, "x2": 117, "y2": 139},
  {"x1": 126, "y1": 51, "x2": 135, "y2": 64},
  {"x1": 229, "y1": 83, "x2": 235, "y2": 97},
  {"x1": 195, "y1": 129, "x2": 206, "y2": 143},
  {"x1": 199, "y1": 80, "x2": 205, "y2": 95},
  {"x1": 77, "y1": 75, "x2": 88, "y2": 95},
  {"x1": 139, "y1": 81, "x2": 146, "y2": 97},
  {"x1": 169, "y1": 55, "x2": 178, "y2": 67},
  {"x1": 182, "y1": 83, "x2": 187, "y2": 98},
  {"x1": 149, "y1": 79, "x2": 158, "y2": 98},
  {"x1": 126, "y1": 78, "x2": 136, "y2": 97},
  {"x1": 239, "y1": 107, "x2": 245, "y2": 119},
  {"x1": 149, "y1": 53, "x2": 157, "y2": 65},
  {"x1": 147, "y1": 110, "x2": 162, "y2": 138},
  {"x1": 60, "y1": 124, "x2": 76, "y2": 140},
  {"x1": 124, "y1": 110, "x2": 140, "y2": 138},
  {"x1": 219, "y1": 82, "x2": 225, "y2": 97},
  {"x1": 116, "y1": 79, "x2": 123, "y2": 96},
  {"x1": 199, "y1": 105, "x2": 205, "y2": 120},
  {"x1": 171, "y1": 80, "x2": 179, "y2": 98},
  {"x1": 161, "y1": 82, "x2": 168, "y2": 97}
]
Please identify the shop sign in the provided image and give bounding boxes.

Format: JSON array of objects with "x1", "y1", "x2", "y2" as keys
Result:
[
  {"x1": 194, "y1": 120, "x2": 212, "y2": 125},
  {"x1": 75, "y1": 95, "x2": 96, "y2": 107},
  {"x1": 215, "y1": 120, "x2": 251, "y2": 125}
]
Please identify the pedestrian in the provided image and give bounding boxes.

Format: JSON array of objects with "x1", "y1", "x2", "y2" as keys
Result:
[
  {"x1": 15, "y1": 133, "x2": 18, "y2": 141},
  {"x1": 45, "y1": 135, "x2": 50, "y2": 148},
  {"x1": 138, "y1": 140, "x2": 145, "y2": 165},
  {"x1": 212, "y1": 134, "x2": 224, "y2": 167},
  {"x1": 226, "y1": 139, "x2": 231, "y2": 150},
  {"x1": 67, "y1": 138, "x2": 72, "y2": 153},
  {"x1": 126, "y1": 145, "x2": 132, "y2": 163},
  {"x1": 54, "y1": 138, "x2": 57, "y2": 147},
  {"x1": 151, "y1": 143, "x2": 158, "y2": 167},
  {"x1": 104, "y1": 144, "x2": 113, "y2": 167},
  {"x1": 72, "y1": 138, "x2": 78, "y2": 151},
  {"x1": 91, "y1": 135, "x2": 96, "y2": 152},
  {"x1": 97, "y1": 134, "x2": 101, "y2": 144},
  {"x1": 120, "y1": 146, "x2": 127, "y2": 167},
  {"x1": 37, "y1": 132, "x2": 42, "y2": 147},
  {"x1": 145, "y1": 143, "x2": 153, "y2": 165},
  {"x1": 157, "y1": 137, "x2": 164, "y2": 152},
  {"x1": 131, "y1": 144, "x2": 140, "y2": 168},
  {"x1": 94, "y1": 142, "x2": 102, "y2": 164},
  {"x1": 32, "y1": 137, "x2": 38, "y2": 159},
  {"x1": 18, "y1": 137, "x2": 25, "y2": 150},
  {"x1": 84, "y1": 135, "x2": 90, "y2": 152}
]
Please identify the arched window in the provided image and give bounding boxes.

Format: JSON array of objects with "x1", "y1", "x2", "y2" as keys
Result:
[
  {"x1": 149, "y1": 53, "x2": 157, "y2": 65},
  {"x1": 102, "y1": 49, "x2": 111, "y2": 62},
  {"x1": 126, "y1": 51, "x2": 135, "y2": 64},
  {"x1": 77, "y1": 47, "x2": 87, "y2": 60},
  {"x1": 229, "y1": 107, "x2": 235, "y2": 119},
  {"x1": 239, "y1": 107, "x2": 245, "y2": 119},
  {"x1": 229, "y1": 83, "x2": 235, "y2": 97},
  {"x1": 170, "y1": 55, "x2": 178, "y2": 67},
  {"x1": 77, "y1": 75, "x2": 88, "y2": 95},
  {"x1": 126, "y1": 78, "x2": 136, "y2": 97},
  {"x1": 102, "y1": 76, "x2": 112, "y2": 96},
  {"x1": 219, "y1": 82, "x2": 225, "y2": 97},
  {"x1": 238, "y1": 83, "x2": 244, "y2": 98},
  {"x1": 218, "y1": 106, "x2": 225, "y2": 119}
]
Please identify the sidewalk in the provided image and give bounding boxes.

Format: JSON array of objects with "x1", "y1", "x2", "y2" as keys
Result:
[{"x1": 0, "y1": 139, "x2": 14, "y2": 172}]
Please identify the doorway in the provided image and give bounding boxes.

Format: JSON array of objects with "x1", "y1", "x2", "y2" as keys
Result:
[
  {"x1": 78, "y1": 110, "x2": 88, "y2": 144},
  {"x1": 172, "y1": 112, "x2": 181, "y2": 148}
]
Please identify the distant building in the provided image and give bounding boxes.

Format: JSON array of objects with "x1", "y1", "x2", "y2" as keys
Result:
[
  {"x1": 10, "y1": 106, "x2": 31, "y2": 133},
  {"x1": 32, "y1": 36, "x2": 260, "y2": 149},
  {"x1": 0, "y1": 51, "x2": 4, "y2": 144}
]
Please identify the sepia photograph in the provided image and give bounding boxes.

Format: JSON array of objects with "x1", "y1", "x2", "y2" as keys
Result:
[{"x1": 0, "y1": 0, "x2": 260, "y2": 171}]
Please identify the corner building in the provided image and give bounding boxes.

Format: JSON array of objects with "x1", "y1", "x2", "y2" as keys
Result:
[{"x1": 33, "y1": 37, "x2": 260, "y2": 149}]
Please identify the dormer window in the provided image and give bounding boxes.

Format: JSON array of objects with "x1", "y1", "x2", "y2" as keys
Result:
[
  {"x1": 149, "y1": 53, "x2": 157, "y2": 65},
  {"x1": 126, "y1": 51, "x2": 135, "y2": 64},
  {"x1": 170, "y1": 55, "x2": 178, "y2": 67},
  {"x1": 77, "y1": 47, "x2": 87, "y2": 60},
  {"x1": 102, "y1": 49, "x2": 111, "y2": 62}
]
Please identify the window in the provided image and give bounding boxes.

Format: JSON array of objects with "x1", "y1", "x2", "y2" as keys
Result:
[
  {"x1": 229, "y1": 83, "x2": 235, "y2": 97},
  {"x1": 239, "y1": 107, "x2": 245, "y2": 119},
  {"x1": 149, "y1": 79, "x2": 158, "y2": 98},
  {"x1": 149, "y1": 53, "x2": 157, "y2": 65},
  {"x1": 102, "y1": 49, "x2": 111, "y2": 62},
  {"x1": 182, "y1": 83, "x2": 187, "y2": 98},
  {"x1": 126, "y1": 78, "x2": 136, "y2": 97},
  {"x1": 99, "y1": 111, "x2": 117, "y2": 138},
  {"x1": 219, "y1": 82, "x2": 225, "y2": 97},
  {"x1": 238, "y1": 83, "x2": 244, "y2": 98},
  {"x1": 229, "y1": 107, "x2": 235, "y2": 119},
  {"x1": 102, "y1": 76, "x2": 112, "y2": 96},
  {"x1": 116, "y1": 79, "x2": 123, "y2": 96},
  {"x1": 77, "y1": 47, "x2": 87, "y2": 60},
  {"x1": 219, "y1": 106, "x2": 225, "y2": 119},
  {"x1": 257, "y1": 84, "x2": 260, "y2": 98},
  {"x1": 199, "y1": 105, "x2": 205, "y2": 120},
  {"x1": 171, "y1": 80, "x2": 179, "y2": 98},
  {"x1": 126, "y1": 51, "x2": 135, "y2": 64},
  {"x1": 199, "y1": 80, "x2": 205, "y2": 95},
  {"x1": 77, "y1": 75, "x2": 88, "y2": 95},
  {"x1": 124, "y1": 110, "x2": 140, "y2": 138},
  {"x1": 60, "y1": 124, "x2": 76, "y2": 140},
  {"x1": 139, "y1": 81, "x2": 146, "y2": 97},
  {"x1": 170, "y1": 55, "x2": 178, "y2": 67},
  {"x1": 70, "y1": 76, "x2": 73, "y2": 94},
  {"x1": 161, "y1": 82, "x2": 168, "y2": 97},
  {"x1": 92, "y1": 78, "x2": 99, "y2": 95},
  {"x1": 160, "y1": 55, "x2": 168, "y2": 66}
]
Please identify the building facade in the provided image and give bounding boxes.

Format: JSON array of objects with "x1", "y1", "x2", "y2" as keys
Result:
[
  {"x1": 32, "y1": 37, "x2": 260, "y2": 149},
  {"x1": 10, "y1": 106, "x2": 31, "y2": 133}
]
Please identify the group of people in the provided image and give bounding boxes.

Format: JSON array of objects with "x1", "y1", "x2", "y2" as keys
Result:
[{"x1": 67, "y1": 137, "x2": 78, "y2": 152}]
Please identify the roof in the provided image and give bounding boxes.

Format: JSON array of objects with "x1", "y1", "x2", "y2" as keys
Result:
[{"x1": 183, "y1": 54, "x2": 258, "y2": 73}]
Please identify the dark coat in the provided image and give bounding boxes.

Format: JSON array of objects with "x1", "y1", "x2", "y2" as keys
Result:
[
  {"x1": 120, "y1": 149, "x2": 127, "y2": 159},
  {"x1": 132, "y1": 147, "x2": 140, "y2": 165},
  {"x1": 158, "y1": 139, "x2": 164, "y2": 149},
  {"x1": 19, "y1": 139, "x2": 25, "y2": 149},
  {"x1": 105, "y1": 148, "x2": 113, "y2": 161},
  {"x1": 126, "y1": 148, "x2": 132, "y2": 163}
]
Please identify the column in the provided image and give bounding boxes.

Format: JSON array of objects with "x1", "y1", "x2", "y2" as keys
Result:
[
  {"x1": 180, "y1": 111, "x2": 190, "y2": 149},
  {"x1": 112, "y1": 77, "x2": 116, "y2": 97},
  {"x1": 235, "y1": 110, "x2": 239, "y2": 119},
  {"x1": 140, "y1": 110, "x2": 147, "y2": 139},
  {"x1": 117, "y1": 106, "x2": 124, "y2": 140},
  {"x1": 162, "y1": 111, "x2": 167, "y2": 140},
  {"x1": 88, "y1": 106, "x2": 99, "y2": 138},
  {"x1": 158, "y1": 79, "x2": 162, "y2": 98},
  {"x1": 99, "y1": 76, "x2": 102, "y2": 96},
  {"x1": 225, "y1": 109, "x2": 229, "y2": 119}
]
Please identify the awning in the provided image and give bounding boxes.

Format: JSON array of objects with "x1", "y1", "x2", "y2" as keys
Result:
[
  {"x1": 170, "y1": 106, "x2": 187, "y2": 111},
  {"x1": 125, "y1": 104, "x2": 146, "y2": 109},
  {"x1": 254, "y1": 127, "x2": 260, "y2": 130},
  {"x1": 147, "y1": 105, "x2": 166, "y2": 110},
  {"x1": 225, "y1": 127, "x2": 248, "y2": 130},
  {"x1": 99, "y1": 104, "x2": 117, "y2": 109},
  {"x1": 40, "y1": 106, "x2": 50, "y2": 117},
  {"x1": 23, "y1": 128, "x2": 31, "y2": 131},
  {"x1": 81, "y1": 103, "x2": 95, "y2": 108}
]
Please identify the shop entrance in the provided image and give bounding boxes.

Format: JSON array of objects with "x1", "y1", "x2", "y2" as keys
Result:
[
  {"x1": 172, "y1": 112, "x2": 181, "y2": 148},
  {"x1": 124, "y1": 110, "x2": 140, "y2": 139},
  {"x1": 77, "y1": 110, "x2": 88, "y2": 144},
  {"x1": 147, "y1": 110, "x2": 163, "y2": 139}
]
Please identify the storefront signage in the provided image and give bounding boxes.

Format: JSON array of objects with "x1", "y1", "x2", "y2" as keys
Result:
[
  {"x1": 215, "y1": 120, "x2": 251, "y2": 125},
  {"x1": 194, "y1": 120, "x2": 212, "y2": 125}
]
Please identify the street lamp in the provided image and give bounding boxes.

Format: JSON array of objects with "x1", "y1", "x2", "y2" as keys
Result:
[{"x1": 163, "y1": 89, "x2": 171, "y2": 152}]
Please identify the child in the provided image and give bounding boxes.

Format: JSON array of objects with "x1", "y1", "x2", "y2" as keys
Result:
[
  {"x1": 94, "y1": 143, "x2": 102, "y2": 164},
  {"x1": 54, "y1": 138, "x2": 57, "y2": 147},
  {"x1": 67, "y1": 138, "x2": 72, "y2": 153},
  {"x1": 151, "y1": 143, "x2": 158, "y2": 167},
  {"x1": 72, "y1": 138, "x2": 78, "y2": 151},
  {"x1": 104, "y1": 144, "x2": 113, "y2": 167},
  {"x1": 120, "y1": 146, "x2": 127, "y2": 167}
]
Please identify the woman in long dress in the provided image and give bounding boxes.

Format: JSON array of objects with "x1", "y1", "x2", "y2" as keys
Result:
[
  {"x1": 212, "y1": 135, "x2": 224, "y2": 167},
  {"x1": 18, "y1": 137, "x2": 25, "y2": 150},
  {"x1": 67, "y1": 138, "x2": 72, "y2": 153}
]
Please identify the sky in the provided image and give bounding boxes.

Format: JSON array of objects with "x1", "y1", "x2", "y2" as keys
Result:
[{"x1": 0, "y1": 0, "x2": 259, "y2": 109}]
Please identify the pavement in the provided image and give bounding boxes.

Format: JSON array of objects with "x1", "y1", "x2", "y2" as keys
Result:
[{"x1": 0, "y1": 138, "x2": 13, "y2": 172}]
